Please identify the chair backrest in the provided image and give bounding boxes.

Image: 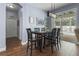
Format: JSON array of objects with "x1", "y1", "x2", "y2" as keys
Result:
[
  {"x1": 52, "y1": 28, "x2": 57, "y2": 37},
  {"x1": 26, "y1": 28, "x2": 32, "y2": 40},
  {"x1": 41, "y1": 28, "x2": 45, "y2": 32},
  {"x1": 57, "y1": 28, "x2": 60, "y2": 37},
  {"x1": 48, "y1": 28, "x2": 57, "y2": 40},
  {"x1": 34, "y1": 28, "x2": 40, "y2": 32}
]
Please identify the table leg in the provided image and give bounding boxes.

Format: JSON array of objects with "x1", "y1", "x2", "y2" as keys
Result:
[
  {"x1": 37, "y1": 34, "x2": 42, "y2": 52},
  {"x1": 43, "y1": 36, "x2": 45, "y2": 48}
]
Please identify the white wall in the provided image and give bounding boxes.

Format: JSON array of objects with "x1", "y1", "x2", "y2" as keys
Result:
[
  {"x1": 6, "y1": 10, "x2": 18, "y2": 38},
  {"x1": 0, "y1": 4, "x2": 6, "y2": 51},
  {"x1": 20, "y1": 4, "x2": 47, "y2": 43}
]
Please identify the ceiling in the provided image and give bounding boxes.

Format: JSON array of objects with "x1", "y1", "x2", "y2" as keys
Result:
[
  {"x1": 6, "y1": 3, "x2": 70, "y2": 11},
  {"x1": 29, "y1": 3, "x2": 70, "y2": 11},
  {"x1": 6, "y1": 3, "x2": 22, "y2": 11}
]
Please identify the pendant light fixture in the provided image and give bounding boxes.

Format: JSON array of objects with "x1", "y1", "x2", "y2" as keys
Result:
[
  {"x1": 49, "y1": 3, "x2": 56, "y2": 18},
  {"x1": 49, "y1": 3, "x2": 53, "y2": 17}
]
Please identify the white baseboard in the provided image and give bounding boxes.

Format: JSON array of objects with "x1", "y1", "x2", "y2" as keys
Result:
[
  {"x1": 0, "y1": 47, "x2": 6, "y2": 52},
  {"x1": 21, "y1": 41, "x2": 27, "y2": 45}
]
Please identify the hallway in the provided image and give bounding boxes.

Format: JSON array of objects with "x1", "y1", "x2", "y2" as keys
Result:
[{"x1": 6, "y1": 37, "x2": 21, "y2": 50}]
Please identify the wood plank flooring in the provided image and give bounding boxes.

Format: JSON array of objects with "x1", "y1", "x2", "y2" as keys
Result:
[
  {"x1": 63, "y1": 34, "x2": 77, "y2": 42},
  {"x1": 0, "y1": 37, "x2": 79, "y2": 56},
  {"x1": 6, "y1": 37, "x2": 22, "y2": 50}
]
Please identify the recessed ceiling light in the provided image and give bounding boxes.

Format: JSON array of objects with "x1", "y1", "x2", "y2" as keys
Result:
[
  {"x1": 7, "y1": 4, "x2": 14, "y2": 8},
  {"x1": 9, "y1": 5, "x2": 14, "y2": 8}
]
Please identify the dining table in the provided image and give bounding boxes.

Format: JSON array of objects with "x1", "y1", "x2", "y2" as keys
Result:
[{"x1": 32, "y1": 31, "x2": 51, "y2": 52}]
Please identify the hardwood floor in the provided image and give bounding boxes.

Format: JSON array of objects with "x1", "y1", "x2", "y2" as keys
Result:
[
  {"x1": 6, "y1": 37, "x2": 21, "y2": 50},
  {"x1": 63, "y1": 34, "x2": 78, "y2": 44},
  {"x1": 0, "y1": 37, "x2": 79, "y2": 56}
]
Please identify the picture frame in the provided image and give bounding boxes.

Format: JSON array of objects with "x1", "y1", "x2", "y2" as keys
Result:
[
  {"x1": 36, "y1": 18, "x2": 44, "y2": 25},
  {"x1": 29, "y1": 17, "x2": 34, "y2": 23}
]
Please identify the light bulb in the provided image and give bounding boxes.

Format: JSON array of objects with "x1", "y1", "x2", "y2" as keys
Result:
[
  {"x1": 7, "y1": 4, "x2": 14, "y2": 8},
  {"x1": 49, "y1": 13, "x2": 56, "y2": 18}
]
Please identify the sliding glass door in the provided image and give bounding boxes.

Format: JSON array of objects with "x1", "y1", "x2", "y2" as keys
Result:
[{"x1": 54, "y1": 10, "x2": 76, "y2": 35}]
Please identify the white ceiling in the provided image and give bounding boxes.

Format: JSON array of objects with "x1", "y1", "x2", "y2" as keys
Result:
[
  {"x1": 29, "y1": 3, "x2": 69, "y2": 11},
  {"x1": 6, "y1": 3, "x2": 21, "y2": 11},
  {"x1": 6, "y1": 3, "x2": 69, "y2": 11}
]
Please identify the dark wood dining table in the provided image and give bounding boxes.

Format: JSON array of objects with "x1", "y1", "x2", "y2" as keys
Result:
[{"x1": 32, "y1": 31, "x2": 51, "y2": 52}]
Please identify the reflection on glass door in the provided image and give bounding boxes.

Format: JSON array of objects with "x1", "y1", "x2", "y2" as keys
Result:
[{"x1": 54, "y1": 10, "x2": 76, "y2": 35}]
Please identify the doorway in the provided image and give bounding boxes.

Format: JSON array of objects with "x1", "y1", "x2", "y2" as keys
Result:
[{"x1": 6, "y1": 3, "x2": 22, "y2": 50}]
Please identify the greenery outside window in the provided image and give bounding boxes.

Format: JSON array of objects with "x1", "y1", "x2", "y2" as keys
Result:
[{"x1": 54, "y1": 11, "x2": 76, "y2": 33}]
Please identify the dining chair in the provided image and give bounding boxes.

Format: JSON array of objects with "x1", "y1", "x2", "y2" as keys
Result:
[
  {"x1": 26, "y1": 28, "x2": 37, "y2": 56},
  {"x1": 51, "y1": 28, "x2": 58, "y2": 51},
  {"x1": 34, "y1": 28, "x2": 40, "y2": 32},
  {"x1": 44, "y1": 28, "x2": 57, "y2": 52},
  {"x1": 41, "y1": 28, "x2": 45, "y2": 32},
  {"x1": 56, "y1": 28, "x2": 61, "y2": 49},
  {"x1": 51, "y1": 28, "x2": 61, "y2": 50}
]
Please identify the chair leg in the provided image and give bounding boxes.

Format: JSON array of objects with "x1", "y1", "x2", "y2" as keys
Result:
[
  {"x1": 59, "y1": 38, "x2": 61, "y2": 48},
  {"x1": 54, "y1": 42, "x2": 57, "y2": 50},
  {"x1": 57, "y1": 37, "x2": 61, "y2": 49},
  {"x1": 57, "y1": 43, "x2": 59, "y2": 50},
  {"x1": 35, "y1": 42, "x2": 36, "y2": 48},
  {"x1": 43, "y1": 37, "x2": 46, "y2": 48},
  {"x1": 56, "y1": 38, "x2": 60, "y2": 50},
  {"x1": 59, "y1": 41, "x2": 61, "y2": 48},
  {"x1": 30, "y1": 42, "x2": 32, "y2": 56},
  {"x1": 39, "y1": 39, "x2": 42, "y2": 52},
  {"x1": 27, "y1": 41, "x2": 29, "y2": 52},
  {"x1": 50, "y1": 41, "x2": 53, "y2": 53}
]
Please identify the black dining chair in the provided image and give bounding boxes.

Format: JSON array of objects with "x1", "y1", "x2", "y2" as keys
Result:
[
  {"x1": 34, "y1": 28, "x2": 40, "y2": 32},
  {"x1": 44, "y1": 28, "x2": 57, "y2": 52},
  {"x1": 26, "y1": 28, "x2": 37, "y2": 56},
  {"x1": 56, "y1": 28, "x2": 61, "y2": 49},
  {"x1": 51, "y1": 28, "x2": 61, "y2": 50},
  {"x1": 41, "y1": 28, "x2": 45, "y2": 32},
  {"x1": 51, "y1": 28, "x2": 58, "y2": 51}
]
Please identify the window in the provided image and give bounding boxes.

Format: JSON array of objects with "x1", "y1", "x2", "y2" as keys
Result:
[
  {"x1": 54, "y1": 10, "x2": 76, "y2": 34},
  {"x1": 55, "y1": 20, "x2": 60, "y2": 26}
]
